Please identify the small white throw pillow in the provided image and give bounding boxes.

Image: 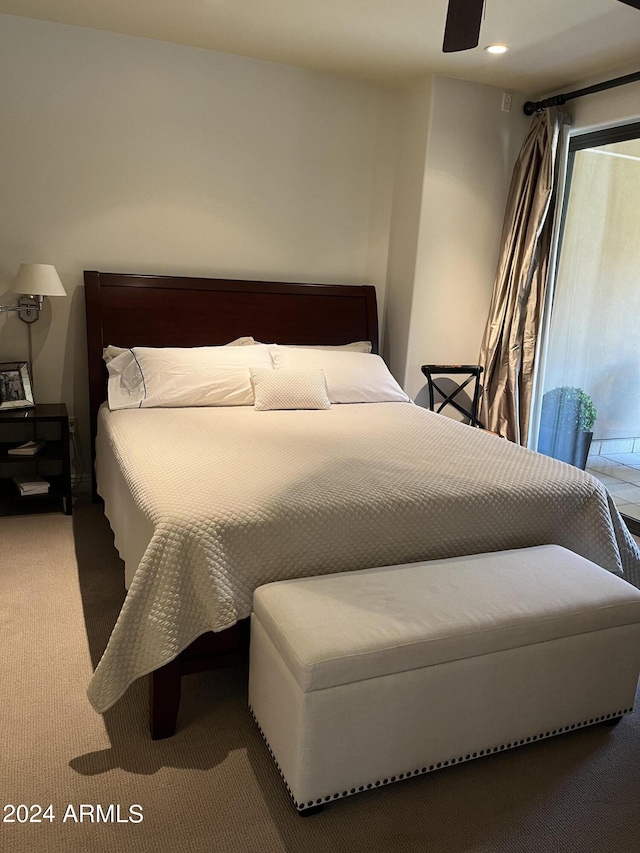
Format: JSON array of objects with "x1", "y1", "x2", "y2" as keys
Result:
[{"x1": 250, "y1": 368, "x2": 331, "y2": 411}]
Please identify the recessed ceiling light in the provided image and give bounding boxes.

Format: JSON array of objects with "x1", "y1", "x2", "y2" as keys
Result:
[{"x1": 485, "y1": 44, "x2": 509, "y2": 55}]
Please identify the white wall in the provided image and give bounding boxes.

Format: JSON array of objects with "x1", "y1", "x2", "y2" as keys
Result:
[
  {"x1": 568, "y1": 68, "x2": 640, "y2": 133},
  {"x1": 383, "y1": 76, "x2": 432, "y2": 376},
  {"x1": 0, "y1": 13, "x2": 540, "y2": 458},
  {"x1": 387, "y1": 76, "x2": 531, "y2": 402},
  {"x1": 0, "y1": 14, "x2": 396, "y2": 459}
]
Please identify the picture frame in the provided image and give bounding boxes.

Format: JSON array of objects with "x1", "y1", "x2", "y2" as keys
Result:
[{"x1": 0, "y1": 362, "x2": 35, "y2": 410}]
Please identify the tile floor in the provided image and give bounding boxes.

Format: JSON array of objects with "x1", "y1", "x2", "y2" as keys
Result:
[{"x1": 586, "y1": 452, "x2": 640, "y2": 521}]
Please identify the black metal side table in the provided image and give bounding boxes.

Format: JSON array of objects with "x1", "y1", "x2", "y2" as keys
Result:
[
  {"x1": 420, "y1": 365, "x2": 484, "y2": 428},
  {"x1": 0, "y1": 403, "x2": 72, "y2": 516}
]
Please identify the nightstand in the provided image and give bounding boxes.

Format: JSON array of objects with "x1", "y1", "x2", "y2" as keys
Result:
[{"x1": 0, "y1": 403, "x2": 73, "y2": 516}]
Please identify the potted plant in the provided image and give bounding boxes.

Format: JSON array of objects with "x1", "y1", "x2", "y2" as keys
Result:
[{"x1": 537, "y1": 386, "x2": 597, "y2": 470}]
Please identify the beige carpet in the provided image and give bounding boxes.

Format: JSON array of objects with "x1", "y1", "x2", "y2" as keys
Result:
[{"x1": 1, "y1": 502, "x2": 640, "y2": 853}]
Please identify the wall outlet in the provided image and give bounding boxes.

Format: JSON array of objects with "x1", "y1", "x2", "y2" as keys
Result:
[{"x1": 69, "y1": 417, "x2": 77, "y2": 435}]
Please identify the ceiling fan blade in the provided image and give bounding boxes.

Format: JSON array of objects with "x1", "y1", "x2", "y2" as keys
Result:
[
  {"x1": 617, "y1": 0, "x2": 640, "y2": 9},
  {"x1": 442, "y1": 0, "x2": 485, "y2": 53}
]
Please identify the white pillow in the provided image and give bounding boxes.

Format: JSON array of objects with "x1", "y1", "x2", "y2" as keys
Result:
[
  {"x1": 103, "y1": 344, "x2": 128, "y2": 364},
  {"x1": 225, "y1": 336, "x2": 257, "y2": 346},
  {"x1": 297, "y1": 341, "x2": 372, "y2": 353},
  {"x1": 102, "y1": 336, "x2": 256, "y2": 364},
  {"x1": 258, "y1": 341, "x2": 372, "y2": 353},
  {"x1": 250, "y1": 367, "x2": 331, "y2": 411},
  {"x1": 269, "y1": 346, "x2": 411, "y2": 404},
  {"x1": 107, "y1": 344, "x2": 272, "y2": 410}
]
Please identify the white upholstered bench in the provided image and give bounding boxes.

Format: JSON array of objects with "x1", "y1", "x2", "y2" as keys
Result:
[{"x1": 248, "y1": 545, "x2": 640, "y2": 814}]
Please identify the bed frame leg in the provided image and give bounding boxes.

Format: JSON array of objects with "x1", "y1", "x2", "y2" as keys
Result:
[{"x1": 149, "y1": 658, "x2": 182, "y2": 740}]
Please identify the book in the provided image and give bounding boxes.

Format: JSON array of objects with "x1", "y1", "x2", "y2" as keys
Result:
[
  {"x1": 12, "y1": 474, "x2": 50, "y2": 496},
  {"x1": 7, "y1": 440, "x2": 46, "y2": 457}
]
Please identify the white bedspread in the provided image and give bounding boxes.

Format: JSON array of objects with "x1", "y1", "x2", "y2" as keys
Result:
[{"x1": 88, "y1": 403, "x2": 640, "y2": 712}]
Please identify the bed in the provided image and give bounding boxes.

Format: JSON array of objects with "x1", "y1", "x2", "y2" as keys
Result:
[{"x1": 85, "y1": 271, "x2": 640, "y2": 738}]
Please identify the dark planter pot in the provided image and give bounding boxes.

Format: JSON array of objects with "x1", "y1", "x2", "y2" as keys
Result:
[{"x1": 537, "y1": 428, "x2": 593, "y2": 470}]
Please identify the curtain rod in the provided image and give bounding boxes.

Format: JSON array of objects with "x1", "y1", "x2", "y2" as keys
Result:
[{"x1": 523, "y1": 70, "x2": 640, "y2": 116}]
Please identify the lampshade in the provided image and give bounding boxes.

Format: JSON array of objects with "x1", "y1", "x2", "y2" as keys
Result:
[{"x1": 11, "y1": 264, "x2": 66, "y2": 297}]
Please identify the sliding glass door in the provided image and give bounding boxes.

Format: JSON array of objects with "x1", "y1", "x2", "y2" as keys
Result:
[{"x1": 533, "y1": 121, "x2": 640, "y2": 529}]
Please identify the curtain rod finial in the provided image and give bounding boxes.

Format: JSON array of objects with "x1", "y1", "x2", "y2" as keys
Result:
[{"x1": 523, "y1": 94, "x2": 567, "y2": 116}]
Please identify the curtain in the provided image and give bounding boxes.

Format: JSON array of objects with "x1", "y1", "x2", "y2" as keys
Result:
[{"x1": 478, "y1": 107, "x2": 565, "y2": 444}]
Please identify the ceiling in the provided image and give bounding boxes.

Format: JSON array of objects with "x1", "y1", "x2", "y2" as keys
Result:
[{"x1": 1, "y1": 0, "x2": 639, "y2": 94}]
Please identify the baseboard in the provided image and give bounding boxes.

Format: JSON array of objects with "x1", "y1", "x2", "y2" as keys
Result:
[{"x1": 72, "y1": 474, "x2": 93, "y2": 495}]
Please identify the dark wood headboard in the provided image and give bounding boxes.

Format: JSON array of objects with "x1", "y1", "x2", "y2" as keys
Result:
[{"x1": 84, "y1": 270, "x2": 378, "y2": 471}]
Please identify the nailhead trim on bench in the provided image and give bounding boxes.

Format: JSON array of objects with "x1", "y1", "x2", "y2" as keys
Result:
[{"x1": 248, "y1": 705, "x2": 632, "y2": 812}]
